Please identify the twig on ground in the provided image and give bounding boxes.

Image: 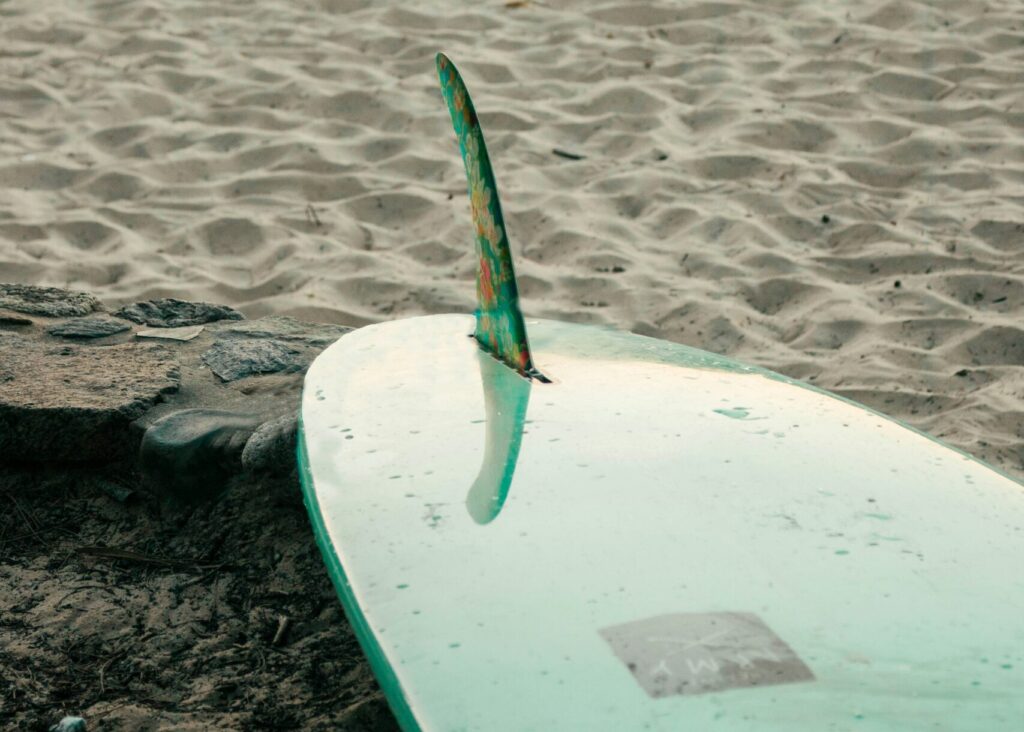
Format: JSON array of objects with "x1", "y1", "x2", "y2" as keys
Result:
[
  {"x1": 272, "y1": 615, "x2": 291, "y2": 647},
  {"x1": 98, "y1": 650, "x2": 126, "y2": 695},
  {"x1": 76, "y1": 545, "x2": 230, "y2": 571},
  {"x1": 552, "y1": 148, "x2": 585, "y2": 160}
]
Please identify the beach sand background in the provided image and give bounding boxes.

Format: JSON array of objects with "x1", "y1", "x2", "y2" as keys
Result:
[
  {"x1": 3, "y1": 0, "x2": 1024, "y2": 473},
  {"x1": 2, "y1": 0, "x2": 1024, "y2": 727}
]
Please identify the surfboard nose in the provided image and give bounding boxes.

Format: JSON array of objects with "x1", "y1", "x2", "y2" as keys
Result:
[{"x1": 437, "y1": 53, "x2": 548, "y2": 382}]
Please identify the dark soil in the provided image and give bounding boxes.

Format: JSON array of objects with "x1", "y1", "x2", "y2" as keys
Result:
[{"x1": 0, "y1": 463, "x2": 400, "y2": 731}]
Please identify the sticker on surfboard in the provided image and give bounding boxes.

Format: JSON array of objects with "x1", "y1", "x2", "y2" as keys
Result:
[{"x1": 600, "y1": 612, "x2": 815, "y2": 698}]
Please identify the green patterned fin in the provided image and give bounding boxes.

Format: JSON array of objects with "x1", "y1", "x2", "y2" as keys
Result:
[{"x1": 436, "y1": 53, "x2": 544, "y2": 381}]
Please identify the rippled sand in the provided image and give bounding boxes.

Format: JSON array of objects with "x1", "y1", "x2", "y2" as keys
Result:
[{"x1": 2, "y1": 0, "x2": 1023, "y2": 473}]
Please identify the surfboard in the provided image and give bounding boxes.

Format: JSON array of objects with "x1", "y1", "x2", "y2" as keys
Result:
[{"x1": 297, "y1": 55, "x2": 1024, "y2": 731}]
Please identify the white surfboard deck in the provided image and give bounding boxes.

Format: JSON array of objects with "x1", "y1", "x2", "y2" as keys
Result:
[{"x1": 299, "y1": 314, "x2": 1024, "y2": 732}]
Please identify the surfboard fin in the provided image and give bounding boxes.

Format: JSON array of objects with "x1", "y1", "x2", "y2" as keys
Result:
[{"x1": 436, "y1": 53, "x2": 547, "y2": 382}]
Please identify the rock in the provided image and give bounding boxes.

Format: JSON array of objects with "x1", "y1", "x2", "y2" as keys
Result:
[
  {"x1": 242, "y1": 413, "x2": 298, "y2": 476},
  {"x1": 0, "y1": 283, "x2": 101, "y2": 317},
  {"x1": 200, "y1": 316, "x2": 350, "y2": 383},
  {"x1": 116, "y1": 298, "x2": 243, "y2": 328},
  {"x1": 47, "y1": 315, "x2": 132, "y2": 339},
  {"x1": 201, "y1": 339, "x2": 303, "y2": 382},
  {"x1": 139, "y1": 409, "x2": 262, "y2": 502},
  {"x1": 0, "y1": 336, "x2": 180, "y2": 462},
  {"x1": 0, "y1": 286, "x2": 347, "y2": 474},
  {"x1": 49, "y1": 716, "x2": 86, "y2": 732},
  {"x1": 215, "y1": 316, "x2": 352, "y2": 348}
]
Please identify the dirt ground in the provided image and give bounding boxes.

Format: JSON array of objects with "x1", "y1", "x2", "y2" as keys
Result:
[{"x1": 0, "y1": 462, "x2": 401, "y2": 731}]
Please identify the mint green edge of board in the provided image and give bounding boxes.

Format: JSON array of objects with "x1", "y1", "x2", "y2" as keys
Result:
[{"x1": 297, "y1": 423, "x2": 424, "y2": 732}]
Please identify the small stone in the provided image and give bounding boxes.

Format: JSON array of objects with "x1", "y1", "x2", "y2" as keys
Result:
[
  {"x1": 116, "y1": 298, "x2": 243, "y2": 327},
  {"x1": 49, "y1": 716, "x2": 86, "y2": 732},
  {"x1": 202, "y1": 339, "x2": 303, "y2": 382},
  {"x1": 47, "y1": 316, "x2": 131, "y2": 339},
  {"x1": 0, "y1": 283, "x2": 100, "y2": 317},
  {"x1": 137, "y1": 325, "x2": 204, "y2": 341},
  {"x1": 94, "y1": 478, "x2": 135, "y2": 502},
  {"x1": 0, "y1": 336, "x2": 180, "y2": 462},
  {"x1": 140, "y1": 409, "x2": 261, "y2": 502},
  {"x1": 242, "y1": 413, "x2": 298, "y2": 476}
]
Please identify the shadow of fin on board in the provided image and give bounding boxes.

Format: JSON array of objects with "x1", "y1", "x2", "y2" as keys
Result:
[{"x1": 465, "y1": 350, "x2": 532, "y2": 524}]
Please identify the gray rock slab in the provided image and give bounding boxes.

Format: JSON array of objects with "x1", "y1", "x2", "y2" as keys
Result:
[
  {"x1": 201, "y1": 339, "x2": 303, "y2": 382},
  {"x1": 0, "y1": 283, "x2": 101, "y2": 317},
  {"x1": 0, "y1": 336, "x2": 180, "y2": 462},
  {"x1": 47, "y1": 315, "x2": 132, "y2": 339},
  {"x1": 116, "y1": 298, "x2": 243, "y2": 327},
  {"x1": 0, "y1": 283, "x2": 352, "y2": 478},
  {"x1": 213, "y1": 316, "x2": 351, "y2": 347}
]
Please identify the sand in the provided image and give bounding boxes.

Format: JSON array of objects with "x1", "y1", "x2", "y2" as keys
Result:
[
  {"x1": 3, "y1": 0, "x2": 1024, "y2": 469},
  {"x1": 2, "y1": 0, "x2": 1024, "y2": 726},
  {"x1": 3, "y1": 0, "x2": 1023, "y2": 471}
]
